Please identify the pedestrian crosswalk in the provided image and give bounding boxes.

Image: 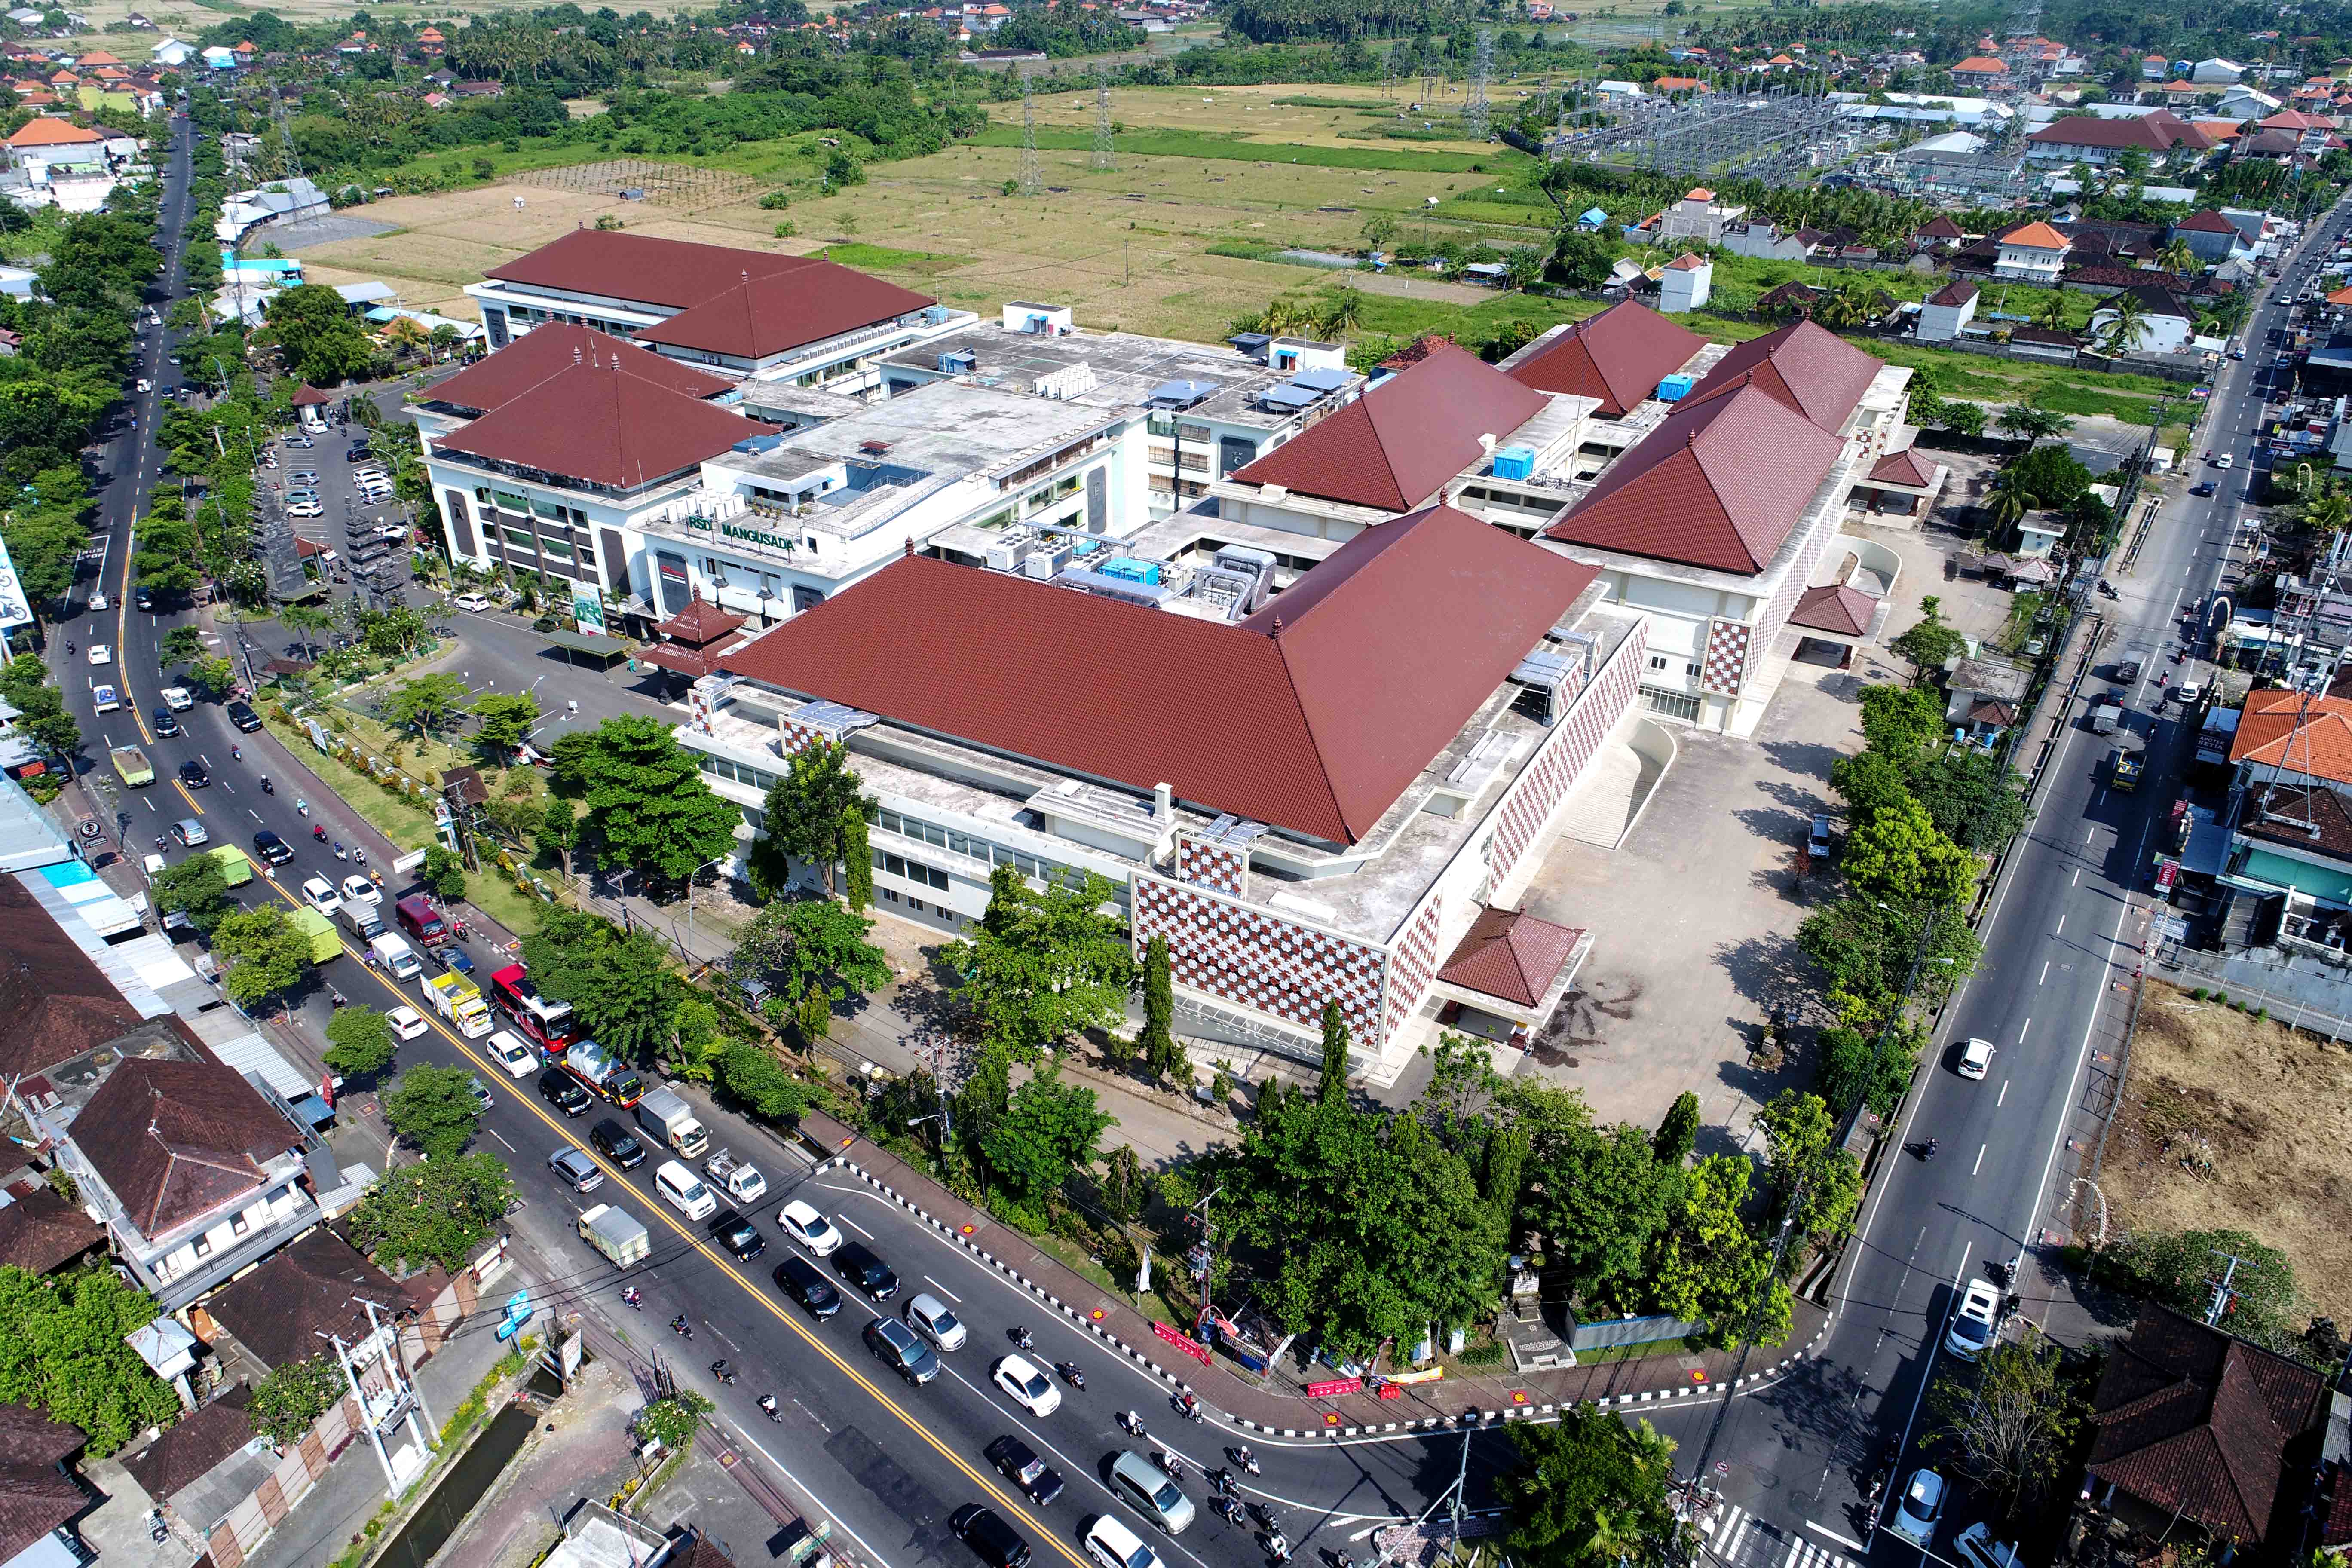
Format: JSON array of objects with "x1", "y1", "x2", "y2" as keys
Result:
[{"x1": 1697, "y1": 1504, "x2": 1866, "y2": 1568}]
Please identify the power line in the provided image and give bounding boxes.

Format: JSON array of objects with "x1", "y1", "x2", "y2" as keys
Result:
[{"x1": 1464, "y1": 30, "x2": 1493, "y2": 141}]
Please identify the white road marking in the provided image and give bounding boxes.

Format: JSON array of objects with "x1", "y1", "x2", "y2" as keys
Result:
[
  {"x1": 1972, "y1": 1144, "x2": 1986, "y2": 1176},
  {"x1": 2018, "y1": 1018, "x2": 2030, "y2": 1043},
  {"x1": 1804, "y1": 1522, "x2": 1866, "y2": 1553},
  {"x1": 923, "y1": 1275, "x2": 962, "y2": 1302},
  {"x1": 487, "y1": 1128, "x2": 514, "y2": 1152},
  {"x1": 1997, "y1": 1079, "x2": 2009, "y2": 1107},
  {"x1": 839, "y1": 1213, "x2": 874, "y2": 1239},
  {"x1": 729, "y1": 1427, "x2": 901, "y2": 1568},
  {"x1": 2054, "y1": 914, "x2": 2064, "y2": 936},
  {"x1": 2037, "y1": 960, "x2": 2049, "y2": 985}
]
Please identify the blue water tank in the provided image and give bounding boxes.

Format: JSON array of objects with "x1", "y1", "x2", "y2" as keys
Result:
[
  {"x1": 1657, "y1": 374, "x2": 1695, "y2": 402},
  {"x1": 1491, "y1": 445, "x2": 1536, "y2": 481},
  {"x1": 1099, "y1": 557, "x2": 1162, "y2": 586}
]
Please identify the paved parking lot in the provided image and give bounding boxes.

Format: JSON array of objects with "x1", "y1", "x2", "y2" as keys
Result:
[{"x1": 1506, "y1": 516, "x2": 1959, "y2": 1149}]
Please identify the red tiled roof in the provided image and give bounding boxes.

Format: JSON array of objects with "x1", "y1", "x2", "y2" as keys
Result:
[
  {"x1": 487, "y1": 228, "x2": 807, "y2": 312},
  {"x1": 118, "y1": 1385, "x2": 252, "y2": 1505},
  {"x1": 423, "y1": 322, "x2": 731, "y2": 414},
  {"x1": 636, "y1": 260, "x2": 935, "y2": 360},
  {"x1": 0, "y1": 1406, "x2": 85, "y2": 1566},
  {"x1": 1436, "y1": 907, "x2": 1587, "y2": 1006},
  {"x1": 720, "y1": 503, "x2": 1599, "y2": 845},
  {"x1": 0, "y1": 878, "x2": 149, "y2": 1082},
  {"x1": 2174, "y1": 208, "x2": 2239, "y2": 233},
  {"x1": 1952, "y1": 55, "x2": 2006, "y2": 72},
  {"x1": 289, "y1": 383, "x2": 334, "y2": 406},
  {"x1": 2001, "y1": 219, "x2": 2071, "y2": 251},
  {"x1": 432, "y1": 354, "x2": 774, "y2": 490},
  {"x1": 0, "y1": 1189, "x2": 101, "y2": 1275},
  {"x1": 1542, "y1": 383, "x2": 1844, "y2": 575},
  {"x1": 1917, "y1": 214, "x2": 1966, "y2": 239},
  {"x1": 2229, "y1": 688, "x2": 2352, "y2": 781},
  {"x1": 1789, "y1": 583, "x2": 1878, "y2": 636},
  {"x1": 1229, "y1": 345, "x2": 1548, "y2": 511},
  {"x1": 656, "y1": 593, "x2": 747, "y2": 646},
  {"x1": 207, "y1": 1228, "x2": 408, "y2": 1370},
  {"x1": 73, "y1": 1058, "x2": 298, "y2": 1240},
  {"x1": 1869, "y1": 447, "x2": 1938, "y2": 487},
  {"x1": 4, "y1": 117, "x2": 99, "y2": 147},
  {"x1": 1680, "y1": 318, "x2": 1883, "y2": 434},
  {"x1": 2086, "y1": 1305, "x2": 2326, "y2": 1544},
  {"x1": 1927, "y1": 279, "x2": 1979, "y2": 307},
  {"x1": 2027, "y1": 110, "x2": 2213, "y2": 150},
  {"x1": 1506, "y1": 300, "x2": 1707, "y2": 416}
]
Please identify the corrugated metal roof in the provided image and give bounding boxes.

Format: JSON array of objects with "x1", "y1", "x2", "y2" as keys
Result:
[{"x1": 720, "y1": 502, "x2": 1598, "y2": 844}]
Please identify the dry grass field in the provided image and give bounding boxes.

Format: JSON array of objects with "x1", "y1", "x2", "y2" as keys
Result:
[{"x1": 2103, "y1": 982, "x2": 2352, "y2": 1324}]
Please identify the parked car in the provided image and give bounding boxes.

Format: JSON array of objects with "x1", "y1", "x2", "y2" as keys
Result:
[
  {"x1": 454, "y1": 591, "x2": 492, "y2": 613},
  {"x1": 539, "y1": 1068, "x2": 592, "y2": 1117},
  {"x1": 983, "y1": 1435, "x2": 1063, "y2": 1506},
  {"x1": 773, "y1": 1256, "x2": 842, "y2": 1319},
  {"x1": 832, "y1": 1241, "x2": 900, "y2": 1300},
  {"x1": 591, "y1": 1118, "x2": 646, "y2": 1168},
  {"x1": 548, "y1": 1146, "x2": 603, "y2": 1194},
  {"x1": 949, "y1": 1505, "x2": 1030, "y2": 1568},
  {"x1": 865, "y1": 1317, "x2": 940, "y2": 1384},
  {"x1": 1889, "y1": 1470, "x2": 1945, "y2": 1546},
  {"x1": 778, "y1": 1198, "x2": 842, "y2": 1256}
]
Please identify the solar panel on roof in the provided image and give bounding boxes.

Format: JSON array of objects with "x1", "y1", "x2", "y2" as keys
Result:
[
  {"x1": 1258, "y1": 384, "x2": 1319, "y2": 410},
  {"x1": 1290, "y1": 366, "x2": 1351, "y2": 391},
  {"x1": 1148, "y1": 379, "x2": 1219, "y2": 407}
]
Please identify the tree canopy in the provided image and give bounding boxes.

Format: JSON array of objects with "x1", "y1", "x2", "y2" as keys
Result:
[
  {"x1": 347, "y1": 1153, "x2": 517, "y2": 1271},
  {"x1": 946, "y1": 864, "x2": 1134, "y2": 1062},
  {"x1": 549, "y1": 714, "x2": 743, "y2": 884},
  {"x1": 213, "y1": 905, "x2": 316, "y2": 1007},
  {"x1": 1497, "y1": 1408, "x2": 1686, "y2": 1568},
  {"x1": 522, "y1": 908, "x2": 683, "y2": 1061},
  {"x1": 382, "y1": 1063, "x2": 485, "y2": 1162},
  {"x1": 0, "y1": 1266, "x2": 179, "y2": 1456}
]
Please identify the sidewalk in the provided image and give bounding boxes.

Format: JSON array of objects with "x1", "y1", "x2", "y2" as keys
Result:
[{"x1": 796, "y1": 1107, "x2": 1832, "y2": 1438}]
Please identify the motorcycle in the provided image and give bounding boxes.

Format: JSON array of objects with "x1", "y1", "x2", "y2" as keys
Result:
[
  {"x1": 621, "y1": 1288, "x2": 641, "y2": 1310},
  {"x1": 1209, "y1": 1467, "x2": 1237, "y2": 1494},
  {"x1": 1920, "y1": 1138, "x2": 1940, "y2": 1161},
  {"x1": 1216, "y1": 1496, "x2": 1245, "y2": 1527},
  {"x1": 313, "y1": 825, "x2": 328, "y2": 842},
  {"x1": 711, "y1": 1360, "x2": 738, "y2": 1387},
  {"x1": 354, "y1": 846, "x2": 367, "y2": 865},
  {"x1": 229, "y1": 744, "x2": 240, "y2": 760},
  {"x1": 1118, "y1": 1411, "x2": 1148, "y2": 1438},
  {"x1": 760, "y1": 1394, "x2": 781, "y2": 1423},
  {"x1": 1176, "y1": 1392, "x2": 1204, "y2": 1424},
  {"x1": 1152, "y1": 1449, "x2": 1185, "y2": 1478},
  {"x1": 671, "y1": 1316, "x2": 693, "y2": 1341},
  {"x1": 296, "y1": 799, "x2": 310, "y2": 817},
  {"x1": 1055, "y1": 1360, "x2": 1085, "y2": 1390},
  {"x1": 259, "y1": 777, "x2": 274, "y2": 795},
  {"x1": 1230, "y1": 1446, "x2": 1261, "y2": 1476},
  {"x1": 1011, "y1": 1326, "x2": 1035, "y2": 1351},
  {"x1": 332, "y1": 842, "x2": 348, "y2": 861}
]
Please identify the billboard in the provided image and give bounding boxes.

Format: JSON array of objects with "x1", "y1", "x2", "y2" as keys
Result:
[
  {"x1": 0, "y1": 534, "x2": 32, "y2": 630},
  {"x1": 571, "y1": 580, "x2": 605, "y2": 636}
]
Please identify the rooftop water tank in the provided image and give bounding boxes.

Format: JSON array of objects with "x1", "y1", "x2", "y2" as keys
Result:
[
  {"x1": 1491, "y1": 444, "x2": 1536, "y2": 481},
  {"x1": 1657, "y1": 373, "x2": 1695, "y2": 402},
  {"x1": 1099, "y1": 557, "x2": 1162, "y2": 586}
]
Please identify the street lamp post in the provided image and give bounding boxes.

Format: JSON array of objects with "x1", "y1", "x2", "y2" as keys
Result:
[{"x1": 683, "y1": 853, "x2": 730, "y2": 963}]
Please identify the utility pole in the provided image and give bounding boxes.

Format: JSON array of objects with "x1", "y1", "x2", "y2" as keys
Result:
[
  {"x1": 1090, "y1": 69, "x2": 1116, "y2": 172},
  {"x1": 1464, "y1": 30, "x2": 1493, "y2": 140},
  {"x1": 2205, "y1": 1248, "x2": 2251, "y2": 1325},
  {"x1": 1185, "y1": 1185, "x2": 1222, "y2": 1341},
  {"x1": 1018, "y1": 71, "x2": 1042, "y2": 198},
  {"x1": 1675, "y1": 1197, "x2": 1808, "y2": 1557}
]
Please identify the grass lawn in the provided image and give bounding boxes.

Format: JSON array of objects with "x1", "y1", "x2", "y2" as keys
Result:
[
  {"x1": 263, "y1": 710, "x2": 551, "y2": 940},
  {"x1": 963, "y1": 122, "x2": 1497, "y2": 173}
]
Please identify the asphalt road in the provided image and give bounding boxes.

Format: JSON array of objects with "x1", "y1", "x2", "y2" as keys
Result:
[{"x1": 1637, "y1": 205, "x2": 2352, "y2": 1568}]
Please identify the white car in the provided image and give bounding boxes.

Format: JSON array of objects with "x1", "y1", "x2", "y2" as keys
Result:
[
  {"x1": 90, "y1": 684, "x2": 119, "y2": 712},
  {"x1": 1945, "y1": 1278, "x2": 2002, "y2": 1360},
  {"x1": 1889, "y1": 1469, "x2": 1945, "y2": 1546},
  {"x1": 1953, "y1": 1522, "x2": 2021, "y2": 1568},
  {"x1": 2215, "y1": 453, "x2": 2235, "y2": 469},
  {"x1": 991, "y1": 1354, "x2": 1060, "y2": 1417},
  {"x1": 387, "y1": 1006, "x2": 429, "y2": 1041},
  {"x1": 776, "y1": 1199, "x2": 842, "y2": 1257},
  {"x1": 287, "y1": 501, "x2": 323, "y2": 518},
  {"x1": 86, "y1": 644, "x2": 110, "y2": 666},
  {"x1": 454, "y1": 591, "x2": 492, "y2": 613},
  {"x1": 159, "y1": 686, "x2": 193, "y2": 711},
  {"x1": 377, "y1": 524, "x2": 408, "y2": 541},
  {"x1": 1084, "y1": 1516, "x2": 1164, "y2": 1568},
  {"x1": 341, "y1": 874, "x2": 380, "y2": 906},
  {"x1": 135, "y1": 378, "x2": 151, "y2": 393},
  {"x1": 299, "y1": 876, "x2": 340, "y2": 913},
  {"x1": 487, "y1": 1029, "x2": 537, "y2": 1078},
  {"x1": 1958, "y1": 1037, "x2": 1994, "y2": 1080}
]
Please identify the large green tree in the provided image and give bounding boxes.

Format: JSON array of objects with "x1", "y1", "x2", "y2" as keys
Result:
[
  {"x1": 732, "y1": 898, "x2": 889, "y2": 999},
  {"x1": 259, "y1": 282, "x2": 373, "y2": 384},
  {"x1": 747, "y1": 740, "x2": 874, "y2": 897},
  {"x1": 381, "y1": 1063, "x2": 485, "y2": 1162},
  {"x1": 1524, "y1": 1118, "x2": 1684, "y2": 1311},
  {"x1": 468, "y1": 691, "x2": 540, "y2": 758},
  {"x1": 1645, "y1": 1155, "x2": 1790, "y2": 1347},
  {"x1": 549, "y1": 715, "x2": 742, "y2": 884},
  {"x1": 1757, "y1": 1089, "x2": 1863, "y2": 1247},
  {"x1": 1496, "y1": 1408, "x2": 1685, "y2": 1568},
  {"x1": 946, "y1": 864, "x2": 1133, "y2": 1062},
  {"x1": 346, "y1": 1153, "x2": 516, "y2": 1271},
  {"x1": 1136, "y1": 934, "x2": 1185, "y2": 1086},
  {"x1": 323, "y1": 1004, "x2": 399, "y2": 1080},
  {"x1": 1798, "y1": 897, "x2": 1980, "y2": 1026},
  {"x1": 2103, "y1": 1227, "x2": 2304, "y2": 1350},
  {"x1": 0, "y1": 1266, "x2": 179, "y2": 1456},
  {"x1": 150, "y1": 854, "x2": 236, "y2": 935},
  {"x1": 978, "y1": 1061, "x2": 1115, "y2": 1217},
  {"x1": 381, "y1": 672, "x2": 472, "y2": 735},
  {"x1": 522, "y1": 908, "x2": 683, "y2": 1061},
  {"x1": 1888, "y1": 596, "x2": 1965, "y2": 685},
  {"x1": 249, "y1": 1355, "x2": 347, "y2": 1446},
  {"x1": 1840, "y1": 795, "x2": 1975, "y2": 909},
  {"x1": 213, "y1": 905, "x2": 316, "y2": 1007},
  {"x1": 1928, "y1": 1325, "x2": 2082, "y2": 1520}
]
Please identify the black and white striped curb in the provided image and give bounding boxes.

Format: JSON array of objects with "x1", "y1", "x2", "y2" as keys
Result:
[{"x1": 820, "y1": 1158, "x2": 1838, "y2": 1439}]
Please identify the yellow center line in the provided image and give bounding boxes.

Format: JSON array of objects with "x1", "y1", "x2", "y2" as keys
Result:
[{"x1": 250, "y1": 879, "x2": 1085, "y2": 1565}]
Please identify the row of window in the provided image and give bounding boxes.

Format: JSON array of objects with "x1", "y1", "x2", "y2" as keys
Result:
[
  {"x1": 874, "y1": 848, "x2": 951, "y2": 892},
  {"x1": 699, "y1": 752, "x2": 780, "y2": 794},
  {"x1": 878, "y1": 806, "x2": 1068, "y2": 885}
]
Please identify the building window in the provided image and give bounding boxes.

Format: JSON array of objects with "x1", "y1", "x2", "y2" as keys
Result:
[
  {"x1": 1648, "y1": 653, "x2": 1669, "y2": 671},
  {"x1": 1640, "y1": 685, "x2": 1705, "y2": 723},
  {"x1": 229, "y1": 1211, "x2": 251, "y2": 1237},
  {"x1": 190, "y1": 1232, "x2": 213, "y2": 1259}
]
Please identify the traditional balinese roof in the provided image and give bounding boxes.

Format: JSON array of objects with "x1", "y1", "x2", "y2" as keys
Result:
[
  {"x1": 1435, "y1": 907, "x2": 1588, "y2": 1006},
  {"x1": 1506, "y1": 300, "x2": 1707, "y2": 416},
  {"x1": 421, "y1": 322, "x2": 731, "y2": 415},
  {"x1": 720, "y1": 503, "x2": 1598, "y2": 845},
  {"x1": 3, "y1": 116, "x2": 99, "y2": 147},
  {"x1": 2229, "y1": 688, "x2": 2352, "y2": 781},
  {"x1": 2027, "y1": 110, "x2": 2214, "y2": 150},
  {"x1": 430, "y1": 353, "x2": 775, "y2": 490},
  {"x1": 71, "y1": 1058, "x2": 299, "y2": 1240},
  {"x1": 0, "y1": 1189, "x2": 101, "y2": 1275},
  {"x1": 2001, "y1": 220, "x2": 2072, "y2": 251},
  {"x1": 1543, "y1": 382, "x2": 1844, "y2": 575},
  {"x1": 1789, "y1": 583, "x2": 1879, "y2": 636},
  {"x1": 205, "y1": 1228, "x2": 408, "y2": 1370},
  {"x1": 1679, "y1": 318, "x2": 1884, "y2": 434},
  {"x1": 1228, "y1": 345, "x2": 1547, "y2": 511}
]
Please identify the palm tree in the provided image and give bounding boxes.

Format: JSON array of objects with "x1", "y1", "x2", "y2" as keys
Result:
[
  {"x1": 1984, "y1": 466, "x2": 2045, "y2": 533},
  {"x1": 281, "y1": 603, "x2": 331, "y2": 661},
  {"x1": 2156, "y1": 237, "x2": 2198, "y2": 277},
  {"x1": 1313, "y1": 286, "x2": 1366, "y2": 339},
  {"x1": 2031, "y1": 290, "x2": 2069, "y2": 331},
  {"x1": 2095, "y1": 291, "x2": 2150, "y2": 356}
]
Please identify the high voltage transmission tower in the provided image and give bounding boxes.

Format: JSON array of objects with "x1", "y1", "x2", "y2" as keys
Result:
[
  {"x1": 1018, "y1": 71, "x2": 1042, "y2": 197},
  {"x1": 1090, "y1": 70, "x2": 1116, "y2": 172},
  {"x1": 1464, "y1": 30, "x2": 1493, "y2": 139}
]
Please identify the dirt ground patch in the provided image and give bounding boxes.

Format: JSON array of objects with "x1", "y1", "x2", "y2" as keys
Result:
[{"x1": 2102, "y1": 982, "x2": 2352, "y2": 1323}]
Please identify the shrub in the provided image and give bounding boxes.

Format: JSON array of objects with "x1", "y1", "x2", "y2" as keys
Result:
[
  {"x1": 1457, "y1": 1339, "x2": 1505, "y2": 1366},
  {"x1": 2253, "y1": 1006, "x2": 2266, "y2": 1020},
  {"x1": 2213, "y1": 990, "x2": 2230, "y2": 1006},
  {"x1": 760, "y1": 190, "x2": 792, "y2": 209},
  {"x1": 2190, "y1": 987, "x2": 2207, "y2": 1000},
  {"x1": 773, "y1": 220, "x2": 796, "y2": 238}
]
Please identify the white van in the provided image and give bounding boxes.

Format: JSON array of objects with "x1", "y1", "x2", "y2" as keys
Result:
[{"x1": 654, "y1": 1160, "x2": 719, "y2": 1222}]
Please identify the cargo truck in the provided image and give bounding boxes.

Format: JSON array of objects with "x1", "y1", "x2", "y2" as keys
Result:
[
  {"x1": 576, "y1": 1204, "x2": 650, "y2": 1270},
  {"x1": 338, "y1": 898, "x2": 384, "y2": 940},
  {"x1": 202, "y1": 845, "x2": 254, "y2": 888},
  {"x1": 369, "y1": 932, "x2": 422, "y2": 980},
  {"x1": 110, "y1": 747, "x2": 153, "y2": 787},
  {"x1": 634, "y1": 1087, "x2": 709, "y2": 1158},
  {"x1": 704, "y1": 1148, "x2": 768, "y2": 1205},
  {"x1": 424, "y1": 971, "x2": 493, "y2": 1038},
  {"x1": 562, "y1": 1040, "x2": 644, "y2": 1107},
  {"x1": 2089, "y1": 698, "x2": 2122, "y2": 735},
  {"x1": 2111, "y1": 746, "x2": 2144, "y2": 793},
  {"x1": 288, "y1": 906, "x2": 341, "y2": 962}
]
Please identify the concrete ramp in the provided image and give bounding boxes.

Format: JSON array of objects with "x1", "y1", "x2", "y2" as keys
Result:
[{"x1": 1556, "y1": 719, "x2": 1675, "y2": 851}]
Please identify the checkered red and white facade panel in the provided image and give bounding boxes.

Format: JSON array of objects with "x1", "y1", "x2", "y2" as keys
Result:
[
  {"x1": 1700, "y1": 619, "x2": 1751, "y2": 698},
  {"x1": 1175, "y1": 836, "x2": 1249, "y2": 897},
  {"x1": 1486, "y1": 619, "x2": 1644, "y2": 889},
  {"x1": 1382, "y1": 900, "x2": 1446, "y2": 1045},
  {"x1": 778, "y1": 717, "x2": 827, "y2": 757}
]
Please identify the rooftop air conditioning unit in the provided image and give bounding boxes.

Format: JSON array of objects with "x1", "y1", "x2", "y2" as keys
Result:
[
  {"x1": 986, "y1": 541, "x2": 1029, "y2": 572},
  {"x1": 1024, "y1": 546, "x2": 1073, "y2": 579},
  {"x1": 940, "y1": 349, "x2": 977, "y2": 374}
]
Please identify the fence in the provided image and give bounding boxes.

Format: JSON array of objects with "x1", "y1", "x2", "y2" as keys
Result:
[
  {"x1": 1565, "y1": 1311, "x2": 1706, "y2": 1353},
  {"x1": 506, "y1": 159, "x2": 767, "y2": 210}
]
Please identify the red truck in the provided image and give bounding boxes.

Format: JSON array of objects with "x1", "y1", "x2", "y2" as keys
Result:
[{"x1": 490, "y1": 962, "x2": 576, "y2": 1053}]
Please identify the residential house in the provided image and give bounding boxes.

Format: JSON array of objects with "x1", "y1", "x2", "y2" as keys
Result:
[
  {"x1": 1994, "y1": 220, "x2": 2071, "y2": 283},
  {"x1": 2081, "y1": 1305, "x2": 2333, "y2": 1552},
  {"x1": 2171, "y1": 208, "x2": 2247, "y2": 263},
  {"x1": 2212, "y1": 689, "x2": 2352, "y2": 953},
  {"x1": 2141, "y1": 54, "x2": 2168, "y2": 79},
  {"x1": 1916, "y1": 279, "x2": 1980, "y2": 343},
  {"x1": 3, "y1": 118, "x2": 109, "y2": 209},
  {"x1": 2190, "y1": 57, "x2": 2246, "y2": 83},
  {"x1": 1914, "y1": 214, "x2": 1967, "y2": 251},
  {"x1": 1657, "y1": 253, "x2": 1712, "y2": 312},
  {"x1": 2088, "y1": 283, "x2": 2197, "y2": 354},
  {"x1": 2026, "y1": 109, "x2": 2215, "y2": 163},
  {"x1": 2215, "y1": 83, "x2": 2282, "y2": 120},
  {"x1": 0, "y1": 1189, "x2": 103, "y2": 1277},
  {"x1": 1950, "y1": 55, "x2": 2007, "y2": 87},
  {"x1": 0, "y1": 1405, "x2": 91, "y2": 1568},
  {"x1": 1658, "y1": 187, "x2": 1743, "y2": 245},
  {"x1": 1945, "y1": 655, "x2": 2031, "y2": 737}
]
